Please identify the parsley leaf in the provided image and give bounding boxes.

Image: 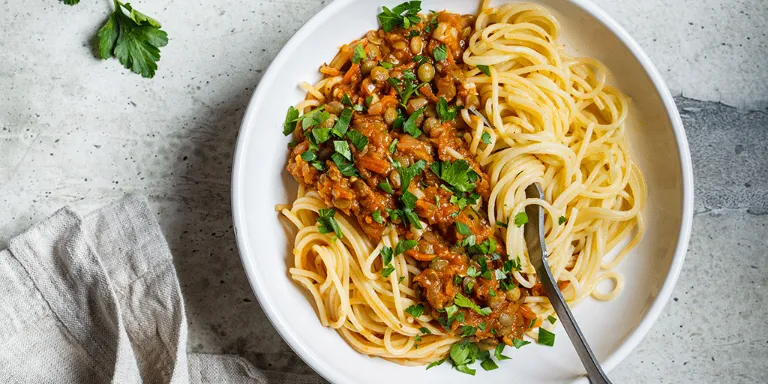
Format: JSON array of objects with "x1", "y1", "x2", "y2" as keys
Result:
[
  {"x1": 378, "y1": 1, "x2": 422, "y2": 32},
  {"x1": 346, "y1": 130, "x2": 368, "y2": 150},
  {"x1": 331, "y1": 152, "x2": 358, "y2": 176},
  {"x1": 496, "y1": 220, "x2": 508, "y2": 228},
  {"x1": 412, "y1": 55, "x2": 428, "y2": 65},
  {"x1": 380, "y1": 61, "x2": 394, "y2": 69},
  {"x1": 433, "y1": 44, "x2": 448, "y2": 61},
  {"x1": 514, "y1": 212, "x2": 529, "y2": 227},
  {"x1": 426, "y1": 358, "x2": 446, "y2": 370},
  {"x1": 559, "y1": 216, "x2": 567, "y2": 225},
  {"x1": 332, "y1": 108, "x2": 353, "y2": 137},
  {"x1": 403, "y1": 107, "x2": 425, "y2": 137},
  {"x1": 381, "y1": 265, "x2": 395, "y2": 278},
  {"x1": 352, "y1": 44, "x2": 366, "y2": 64},
  {"x1": 300, "y1": 150, "x2": 316, "y2": 162},
  {"x1": 547, "y1": 315, "x2": 557, "y2": 324},
  {"x1": 466, "y1": 266, "x2": 480, "y2": 278},
  {"x1": 379, "y1": 181, "x2": 394, "y2": 194},
  {"x1": 495, "y1": 344, "x2": 512, "y2": 360},
  {"x1": 512, "y1": 338, "x2": 530, "y2": 349},
  {"x1": 380, "y1": 246, "x2": 394, "y2": 265},
  {"x1": 341, "y1": 94, "x2": 353, "y2": 106},
  {"x1": 461, "y1": 325, "x2": 477, "y2": 337},
  {"x1": 445, "y1": 305, "x2": 458, "y2": 319},
  {"x1": 430, "y1": 160, "x2": 479, "y2": 192},
  {"x1": 420, "y1": 327, "x2": 432, "y2": 335},
  {"x1": 477, "y1": 65, "x2": 491, "y2": 77},
  {"x1": 396, "y1": 159, "x2": 427, "y2": 193},
  {"x1": 316, "y1": 208, "x2": 343, "y2": 238},
  {"x1": 538, "y1": 328, "x2": 556, "y2": 346},
  {"x1": 481, "y1": 131, "x2": 492, "y2": 144},
  {"x1": 454, "y1": 293, "x2": 491, "y2": 316},
  {"x1": 436, "y1": 97, "x2": 457, "y2": 122},
  {"x1": 455, "y1": 222, "x2": 471, "y2": 236},
  {"x1": 301, "y1": 106, "x2": 330, "y2": 129},
  {"x1": 455, "y1": 365, "x2": 476, "y2": 375},
  {"x1": 401, "y1": 191, "x2": 418, "y2": 210},
  {"x1": 480, "y1": 358, "x2": 498, "y2": 371},
  {"x1": 394, "y1": 239, "x2": 418, "y2": 255},
  {"x1": 333, "y1": 140, "x2": 352, "y2": 161},
  {"x1": 372, "y1": 210, "x2": 383, "y2": 224},
  {"x1": 388, "y1": 138, "x2": 399, "y2": 154},
  {"x1": 62, "y1": 0, "x2": 80, "y2": 5},
  {"x1": 98, "y1": 0, "x2": 168, "y2": 78},
  {"x1": 283, "y1": 106, "x2": 299, "y2": 135},
  {"x1": 405, "y1": 304, "x2": 425, "y2": 318},
  {"x1": 311, "y1": 127, "x2": 332, "y2": 144}
]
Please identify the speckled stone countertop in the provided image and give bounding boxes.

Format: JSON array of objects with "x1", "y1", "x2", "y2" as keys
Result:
[{"x1": 1, "y1": 0, "x2": 766, "y2": 382}]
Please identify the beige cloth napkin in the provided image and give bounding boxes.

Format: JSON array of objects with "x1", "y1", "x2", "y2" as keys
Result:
[{"x1": 0, "y1": 195, "x2": 324, "y2": 384}]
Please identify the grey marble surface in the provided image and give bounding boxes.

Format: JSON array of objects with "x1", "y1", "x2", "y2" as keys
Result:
[{"x1": 1, "y1": 0, "x2": 766, "y2": 382}]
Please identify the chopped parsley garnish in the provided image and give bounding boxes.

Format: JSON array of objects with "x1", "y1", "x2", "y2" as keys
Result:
[
  {"x1": 454, "y1": 293, "x2": 491, "y2": 316},
  {"x1": 388, "y1": 138, "x2": 398, "y2": 154},
  {"x1": 331, "y1": 152, "x2": 358, "y2": 176},
  {"x1": 514, "y1": 212, "x2": 529, "y2": 227},
  {"x1": 412, "y1": 55, "x2": 428, "y2": 65},
  {"x1": 380, "y1": 61, "x2": 394, "y2": 69},
  {"x1": 461, "y1": 325, "x2": 477, "y2": 337},
  {"x1": 378, "y1": 1, "x2": 422, "y2": 32},
  {"x1": 352, "y1": 44, "x2": 366, "y2": 64},
  {"x1": 379, "y1": 181, "x2": 394, "y2": 194},
  {"x1": 341, "y1": 93, "x2": 353, "y2": 106},
  {"x1": 365, "y1": 95, "x2": 373, "y2": 106},
  {"x1": 559, "y1": 216, "x2": 567, "y2": 225},
  {"x1": 283, "y1": 106, "x2": 299, "y2": 135},
  {"x1": 425, "y1": 11, "x2": 438, "y2": 32},
  {"x1": 381, "y1": 265, "x2": 395, "y2": 278},
  {"x1": 466, "y1": 266, "x2": 480, "y2": 278},
  {"x1": 388, "y1": 75, "x2": 427, "y2": 106},
  {"x1": 332, "y1": 108, "x2": 353, "y2": 137},
  {"x1": 400, "y1": 191, "x2": 418, "y2": 210},
  {"x1": 312, "y1": 128, "x2": 332, "y2": 144},
  {"x1": 300, "y1": 150, "x2": 316, "y2": 162},
  {"x1": 372, "y1": 210, "x2": 383, "y2": 224},
  {"x1": 426, "y1": 357, "x2": 446, "y2": 370},
  {"x1": 480, "y1": 358, "x2": 498, "y2": 371},
  {"x1": 419, "y1": 327, "x2": 431, "y2": 335},
  {"x1": 300, "y1": 106, "x2": 330, "y2": 129},
  {"x1": 436, "y1": 96, "x2": 458, "y2": 122},
  {"x1": 333, "y1": 140, "x2": 352, "y2": 161},
  {"x1": 455, "y1": 222, "x2": 471, "y2": 236},
  {"x1": 406, "y1": 304, "x2": 425, "y2": 318},
  {"x1": 310, "y1": 161, "x2": 325, "y2": 171},
  {"x1": 316, "y1": 208, "x2": 343, "y2": 239},
  {"x1": 547, "y1": 315, "x2": 557, "y2": 324},
  {"x1": 346, "y1": 130, "x2": 368, "y2": 150},
  {"x1": 495, "y1": 344, "x2": 512, "y2": 360},
  {"x1": 403, "y1": 107, "x2": 425, "y2": 137},
  {"x1": 512, "y1": 337, "x2": 530, "y2": 349},
  {"x1": 445, "y1": 304, "x2": 458, "y2": 319},
  {"x1": 538, "y1": 328, "x2": 556, "y2": 346},
  {"x1": 481, "y1": 132, "x2": 492, "y2": 144},
  {"x1": 380, "y1": 246, "x2": 395, "y2": 277},
  {"x1": 478, "y1": 322, "x2": 486, "y2": 332},
  {"x1": 477, "y1": 65, "x2": 491, "y2": 77},
  {"x1": 468, "y1": 238, "x2": 496, "y2": 255},
  {"x1": 496, "y1": 220, "x2": 508, "y2": 228},
  {"x1": 396, "y1": 159, "x2": 427, "y2": 193},
  {"x1": 408, "y1": 29, "x2": 421, "y2": 38},
  {"x1": 97, "y1": 0, "x2": 169, "y2": 78},
  {"x1": 433, "y1": 44, "x2": 448, "y2": 61},
  {"x1": 430, "y1": 160, "x2": 479, "y2": 192},
  {"x1": 394, "y1": 239, "x2": 418, "y2": 255},
  {"x1": 528, "y1": 318, "x2": 536, "y2": 330}
]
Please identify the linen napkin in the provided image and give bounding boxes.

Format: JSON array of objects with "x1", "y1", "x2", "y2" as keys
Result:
[{"x1": 0, "y1": 194, "x2": 325, "y2": 384}]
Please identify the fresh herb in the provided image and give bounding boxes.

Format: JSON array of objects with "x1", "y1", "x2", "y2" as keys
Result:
[
  {"x1": 481, "y1": 132, "x2": 492, "y2": 144},
  {"x1": 459, "y1": 235, "x2": 476, "y2": 248},
  {"x1": 388, "y1": 75, "x2": 427, "y2": 106},
  {"x1": 500, "y1": 280, "x2": 516, "y2": 291},
  {"x1": 403, "y1": 107, "x2": 425, "y2": 137},
  {"x1": 346, "y1": 130, "x2": 368, "y2": 150},
  {"x1": 394, "y1": 239, "x2": 418, "y2": 255},
  {"x1": 341, "y1": 93, "x2": 353, "y2": 106},
  {"x1": 353, "y1": 104, "x2": 364, "y2": 112},
  {"x1": 433, "y1": 44, "x2": 448, "y2": 61},
  {"x1": 477, "y1": 65, "x2": 491, "y2": 77},
  {"x1": 412, "y1": 55, "x2": 428, "y2": 65},
  {"x1": 300, "y1": 150, "x2": 316, "y2": 162},
  {"x1": 378, "y1": 1, "x2": 422, "y2": 32},
  {"x1": 496, "y1": 220, "x2": 508, "y2": 228},
  {"x1": 547, "y1": 315, "x2": 557, "y2": 324},
  {"x1": 352, "y1": 44, "x2": 366, "y2": 64},
  {"x1": 512, "y1": 338, "x2": 530, "y2": 349},
  {"x1": 466, "y1": 266, "x2": 480, "y2": 278},
  {"x1": 396, "y1": 159, "x2": 427, "y2": 193},
  {"x1": 406, "y1": 304, "x2": 425, "y2": 318},
  {"x1": 430, "y1": 160, "x2": 479, "y2": 192},
  {"x1": 488, "y1": 287, "x2": 496, "y2": 297},
  {"x1": 372, "y1": 210, "x2": 383, "y2": 224},
  {"x1": 316, "y1": 208, "x2": 343, "y2": 238},
  {"x1": 283, "y1": 106, "x2": 299, "y2": 135},
  {"x1": 381, "y1": 265, "x2": 395, "y2": 278},
  {"x1": 445, "y1": 305, "x2": 458, "y2": 319},
  {"x1": 300, "y1": 106, "x2": 330, "y2": 130},
  {"x1": 478, "y1": 322, "x2": 486, "y2": 332},
  {"x1": 310, "y1": 161, "x2": 325, "y2": 171},
  {"x1": 398, "y1": 276, "x2": 405, "y2": 283},
  {"x1": 469, "y1": 239, "x2": 497, "y2": 255},
  {"x1": 380, "y1": 246, "x2": 393, "y2": 265},
  {"x1": 455, "y1": 222, "x2": 471, "y2": 236},
  {"x1": 380, "y1": 61, "x2": 394, "y2": 69},
  {"x1": 365, "y1": 95, "x2": 373, "y2": 106},
  {"x1": 426, "y1": 357, "x2": 446, "y2": 370},
  {"x1": 97, "y1": 0, "x2": 169, "y2": 78},
  {"x1": 388, "y1": 138, "x2": 399, "y2": 154},
  {"x1": 331, "y1": 153, "x2": 358, "y2": 176},
  {"x1": 332, "y1": 108, "x2": 353, "y2": 137},
  {"x1": 408, "y1": 29, "x2": 421, "y2": 38},
  {"x1": 494, "y1": 344, "x2": 512, "y2": 360},
  {"x1": 400, "y1": 191, "x2": 418, "y2": 211},
  {"x1": 454, "y1": 293, "x2": 491, "y2": 316},
  {"x1": 379, "y1": 181, "x2": 395, "y2": 194},
  {"x1": 436, "y1": 96, "x2": 458, "y2": 122},
  {"x1": 333, "y1": 140, "x2": 352, "y2": 161},
  {"x1": 424, "y1": 11, "x2": 438, "y2": 33},
  {"x1": 449, "y1": 340, "x2": 478, "y2": 376},
  {"x1": 461, "y1": 326, "x2": 477, "y2": 337},
  {"x1": 62, "y1": 0, "x2": 80, "y2": 5},
  {"x1": 480, "y1": 358, "x2": 498, "y2": 371},
  {"x1": 538, "y1": 328, "x2": 555, "y2": 346},
  {"x1": 559, "y1": 216, "x2": 567, "y2": 225},
  {"x1": 514, "y1": 212, "x2": 529, "y2": 227}
]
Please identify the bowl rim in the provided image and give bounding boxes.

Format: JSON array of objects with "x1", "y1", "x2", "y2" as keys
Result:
[{"x1": 231, "y1": 0, "x2": 694, "y2": 382}]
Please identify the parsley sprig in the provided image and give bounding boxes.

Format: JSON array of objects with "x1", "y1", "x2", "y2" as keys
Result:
[
  {"x1": 378, "y1": 1, "x2": 422, "y2": 32},
  {"x1": 97, "y1": 0, "x2": 169, "y2": 78}
]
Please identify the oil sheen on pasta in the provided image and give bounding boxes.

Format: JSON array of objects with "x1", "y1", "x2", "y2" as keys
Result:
[{"x1": 278, "y1": 1, "x2": 646, "y2": 367}]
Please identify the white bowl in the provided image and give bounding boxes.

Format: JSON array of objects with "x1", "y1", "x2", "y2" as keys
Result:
[{"x1": 232, "y1": 1, "x2": 694, "y2": 383}]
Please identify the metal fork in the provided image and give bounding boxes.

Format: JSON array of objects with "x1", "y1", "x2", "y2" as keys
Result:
[{"x1": 523, "y1": 183, "x2": 613, "y2": 384}]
